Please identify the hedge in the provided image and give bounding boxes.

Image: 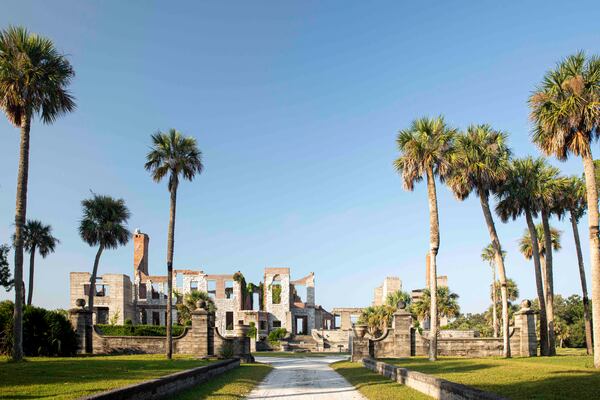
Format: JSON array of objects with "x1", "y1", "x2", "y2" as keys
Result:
[{"x1": 96, "y1": 324, "x2": 185, "y2": 337}]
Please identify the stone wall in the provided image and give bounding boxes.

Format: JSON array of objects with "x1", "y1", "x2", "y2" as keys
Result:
[
  {"x1": 352, "y1": 301, "x2": 537, "y2": 360},
  {"x1": 363, "y1": 358, "x2": 507, "y2": 400},
  {"x1": 82, "y1": 359, "x2": 240, "y2": 400}
]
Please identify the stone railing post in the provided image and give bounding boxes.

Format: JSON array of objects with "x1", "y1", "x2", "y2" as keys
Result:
[
  {"x1": 513, "y1": 300, "x2": 537, "y2": 357},
  {"x1": 392, "y1": 302, "x2": 413, "y2": 357},
  {"x1": 191, "y1": 305, "x2": 209, "y2": 358},
  {"x1": 69, "y1": 298, "x2": 93, "y2": 354},
  {"x1": 350, "y1": 325, "x2": 370, "y2": 362},
  {"x1": 233, "y1": 321, "x2": 254, "y2": 362}
]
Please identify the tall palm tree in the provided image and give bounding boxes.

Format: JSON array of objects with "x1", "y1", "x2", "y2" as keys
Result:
[
  {"x1": 481, "y1": 244, "x2": 506, "y2": 338},
  {"x1": 559, "y1": 176, "x2": 593, "y2": 354},
  {"x1": 145, "y1": 129, "x2": 203, "y2": 359},
  {"x1": 446, "y1": 124, "x2": 512, "y2": 356},
  {"x1": 529, "y1": 52, "x2": 600, "y2": 366},
  {"x1": 17, "y1": 220, "x2": 59, "y2": 305},
  {"x1": 394, "y1": 116, "x2": 456, "y2": 361},
  {"x1": 0, "y1": 26, "x2": 75, "y2": 360},
  {"x1": 537, "y1": 166, "x2": 563, "y2": 356},
  {"x1": 496, "y1": 157, "x2": 550, "y2": 355},
  {"x1": 79, "y1": 194, "x2": 130, "y2": 327}
]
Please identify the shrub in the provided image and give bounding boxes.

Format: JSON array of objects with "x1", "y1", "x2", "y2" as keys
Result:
[
  {"x1": 268, "y1": 327, "x2": 287, "y2": 345},
  {"x1": 247, "y1": 321, "x2": 257, "y2": 338},
  {"x1": 218, "y1": 340, "x2": 234, "y2": 359},
  {"x1": 0, "y1": 301, "x2": 77, "y2": 356},
  {"x1": 96, "y1": 324, "x2": 185, "y2": 337},
  {"x1": 124, "y1": 318, "x2": 133, "y2": 326}
]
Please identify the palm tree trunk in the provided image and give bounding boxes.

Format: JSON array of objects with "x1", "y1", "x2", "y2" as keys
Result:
[
  {"x1": 88, "y1": 244, "x2": 104, "y2": 321},
  {"x1": 570, "y1": 210, "x2": 593, "y2": 355},
  {"x1": 166, "y1": 181, "x2": 178, "y2": 359},
  {"x1": 541, "y1": 210, "x2": 556, "y2": 356},
  {"x1": 478, "y1": 189, "x2": 510, "y2": 357},
  {"x1": 12, "y1": 114, "x2": 31, "y2": 361},
  {"x1": 492, "y1": 265, "x2": 498, "y2": 338},
  {"x1": 525, "y1": 209, "x2": 549, "y2": 356},
  {"x1": 425, "y1": 168, "x2": 439, "y2": 362},
  {"x1": 27, "y1": 245, "x2": 36, "y2": 306},
  {"x1": 581, "y1": 151, "x2": 600, "y2": 367}
]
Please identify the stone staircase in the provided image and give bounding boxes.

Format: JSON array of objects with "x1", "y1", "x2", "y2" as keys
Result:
[{"x1": 284, "y1": 334, "x2": 321, "y2": 352}]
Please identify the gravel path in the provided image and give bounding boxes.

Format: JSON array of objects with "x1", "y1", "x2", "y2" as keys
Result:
[{"x1": 247, "y1": 355, "x2": 366, "y2": 399}]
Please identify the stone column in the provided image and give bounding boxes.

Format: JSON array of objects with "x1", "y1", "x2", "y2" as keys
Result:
[
  {"x1": 513, "y1": 300, "x2": 537, "y2": 357},
  {"x1": 69, "y1": 299, "x2": 93, "y2": 354},
  {"x1": 233, "y1": 322, "x2": 254, "y2": 362},
  {"x1": 191, "y1": 307, "x2": 209, "y2": 357},
  {"x1": 392, "y1": 304, "x2": 413, "y2": 357}
]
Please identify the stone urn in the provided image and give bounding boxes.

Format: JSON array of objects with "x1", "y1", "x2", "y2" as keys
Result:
[
  {"x1": 75, "y1": 298, "x2": 86, "y2": 309},
  {"x1": 353, "y1": 324, "x2": 368, "y2": 339}
]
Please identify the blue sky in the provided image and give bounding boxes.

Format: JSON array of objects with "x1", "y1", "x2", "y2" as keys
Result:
[{"x1": 1, "y1": 1, "x2": 600, "y2": 313}]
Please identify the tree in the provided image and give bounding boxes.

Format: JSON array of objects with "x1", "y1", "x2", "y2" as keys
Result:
[
  {"x1": 174, "y1": 290, "x2": 216, "y2": 325},
  {"x1": 410, "y1": 287, "x2": 460, "y2": 323},
  {"x1": 446, "y1": 124, "x2": 512, "y2": 357},
  {"x1": 481, "y1": 243, "x2": 506, "y2": 338},
  {"x1": 0, "y1": 245, "x2": 13, "y2": 292},
  {"x1": 560, "y1": 176, "x2": 593, "y2": 353},
  {"x1": 529, "y1": 52, "x2": 600, "y2": 366},
  {"x1": 79, "y1": 194, "x2": 130, "y2": 327},
  {"x1": 15, "y1": 220, "x2": 59, "y2": 305},
  {"x1": 394, "y1": 116, "x2": 456, "y2": 361},
  {"x1": 358, "y1": 305, "x2": 395, "y2": 337},
  {"x1": 0, "y1": 26, "x2": 75, "y2": 361},
  {"x1": 145, "y1": 129, "x2": 203, "y2": 359},
  {"x1": 385, "y1": 290, "x2": 412, "y2": 308},
  {"x1": 496, "y1": 157, "x2": 550, "y2": 355}
]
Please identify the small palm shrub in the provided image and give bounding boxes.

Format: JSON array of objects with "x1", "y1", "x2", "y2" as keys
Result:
[
  {"x1": 268, "y1": 328, "x2": 287, "y2": 346},
  {"x1": 0, "y1": 301, "x2": 77, "y2": 356},
  {"x1": 218, "y1": 340, "x2": 234, "y2": 359}
]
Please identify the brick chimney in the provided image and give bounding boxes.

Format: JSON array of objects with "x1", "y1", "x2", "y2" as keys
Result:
[{"x1": 133, "y1": 230, "x2": 149, "y2": 276}]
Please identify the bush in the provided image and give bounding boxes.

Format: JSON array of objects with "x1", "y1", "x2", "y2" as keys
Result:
[
  {"x1": 124, "y1": 318, "x2": 133, "y2": 326},
  {"x1": 0, "y1": 301, "x2": 77, "y2": 356},
  {"x1": 218, "y1": 340, "x2": 234, "y2": 359},
  {"x1": 268, "y1": 327, "x2": 287, "y2": 345},
  {"x1": 96, "y1": 324, "x2": 185, "y2": 337},
  {"x1": 247, "y1": 321, "x2": 257, "y2": 338}
]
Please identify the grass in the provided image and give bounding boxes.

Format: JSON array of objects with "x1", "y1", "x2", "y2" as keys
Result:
[
  {"x1": 171, "y1": 363, "x2": 272, "y2": 399},
  {"x1": 253, "y1": 351, "x2": 348, "y2": 358},
  {"x1": 0, "y1": 354, "x2": 212, "y2": 400},
  {"x1": 331, "y1": 361, "x2": 432, "y2": 400},
  {"x1": 383, "y1": 349, "x2": 599, "y2": 399}
]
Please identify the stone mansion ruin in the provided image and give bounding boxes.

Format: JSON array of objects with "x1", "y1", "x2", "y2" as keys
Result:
[{"x1": 70, "y1": 230, "x2": 334, "y2": 342}]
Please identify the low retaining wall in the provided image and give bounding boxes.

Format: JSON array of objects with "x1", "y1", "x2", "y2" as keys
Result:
[
  {"x1": 79, "y1": 358, "x2": 240, "y2": 400},
  {"x1": 92, "y1": 326, "x2": 194, "y2": 355},
  {"x1": 363, "y1": 358, "x2": 507, "y2": 400}
]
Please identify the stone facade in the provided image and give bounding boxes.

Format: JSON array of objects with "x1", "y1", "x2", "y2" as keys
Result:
[{"x1": 69, "y1": 230, "x2": 333, "y2": 342}]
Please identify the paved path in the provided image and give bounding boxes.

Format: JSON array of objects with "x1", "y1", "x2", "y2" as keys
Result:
[{"x1": 247, "y1": 355, "x2": 366, "y2": 399}]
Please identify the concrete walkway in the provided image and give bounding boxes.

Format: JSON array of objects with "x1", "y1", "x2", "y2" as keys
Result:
[{"x1": 247, "y1": 355, "x2": 366, "y2": 399}]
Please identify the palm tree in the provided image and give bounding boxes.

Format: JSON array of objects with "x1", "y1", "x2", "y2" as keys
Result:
[
  {"x1": 537, "y1": 166, "x2": 563, "y2": 356},
  {"x1": 559, "y1": 176, "x2": 593, "y2": 354},
  {"x1": 394, "y1": 116, "x2": 456, "y2": 361},
  {"x1": 385, "y1": 290, "x2": 412, "y2": 308},
  {"x1": 446, "y1": 124, "x2": 512, "y2": 356},
  {"x1": 175, "y1": 290, "x2": 216, "y2": 325},
  {"x1": 79, "y1": 194, "x2": 130, "y2": 326},
  {"x1": 496, "y1": 157, "x2": 550, "y2": 355},
  {"x1": 481, "y1": 244, "x2": 506, "y2": 338},
  {"x1": 18, "y1": 220, "x2": 59, "y2": 305},
  {"x1": 410, "y1": 287, "x2": 460, "y2": 322},
  {"x1": 0, "y1": 26, "x2": 75, "y2": 361},
  {"x1": 518, "y1": 224, "x2": 562, "y2": 314},
  {"x1": 529, "y1": 52, "x2": 600, "y2": 366},
  {"x1": 145, "y1": 129, "x2": 203, "y2": 359}
]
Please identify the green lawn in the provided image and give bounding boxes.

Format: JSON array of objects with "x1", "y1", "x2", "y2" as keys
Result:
[
  {"x1": 171, "y1": 363, "x2": 272, "y2": 399},
  {"x1": 331, "y1": 361, "x2": 432, "y2": 400},
  {"x1": 383, "y1": 350, "x2": 599, "y2": 399},
  {"x1": 0, "y1": 354, "x2": 212, "y2": 400},
  {"x1": 253, "y1": 351, "x2": 348, "y2": 358}
]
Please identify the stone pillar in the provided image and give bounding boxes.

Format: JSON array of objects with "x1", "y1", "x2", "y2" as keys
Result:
[
  {"x1": 191, "y1": 307, "x2": 209, "y2": 357},
  {"x1": 392, "y1": 306, "x2": 413, "y2": 357},
  {"x1": 233, "y1": 322, "x2": 254, "y2": 362},
  {"x1": 513, "y1": 300, "x2": 537, "y2": 357},
  {"x1": 69, "y1": 300, "x2": 93, "y2": 354}
]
